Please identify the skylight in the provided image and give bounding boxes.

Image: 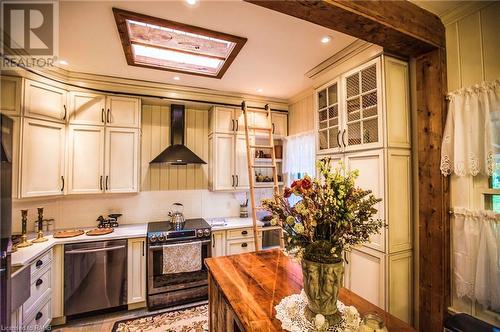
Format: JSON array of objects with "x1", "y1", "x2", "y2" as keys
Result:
[{"x1": 113, "y1": 8, "x2": 247, "y2": 78}]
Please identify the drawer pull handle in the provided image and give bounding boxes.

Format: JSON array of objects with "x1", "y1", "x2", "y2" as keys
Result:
[
  {"x1": 241, "y1": 230, "x2": 248, "y2": 235},
  {"x1": 35, "y1": 312, "x2": 43, "y2": 321},
  {"x1": 241, "y1": 243, "x2": 248, "y2": 248},
  {"x1": 35, "y1": 260, "x2": 43, "y2": 268},
  {"x1": 36, "y1": 279, "x2": 43, "y2": 287}
]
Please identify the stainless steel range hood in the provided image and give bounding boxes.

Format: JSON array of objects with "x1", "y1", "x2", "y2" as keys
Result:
[{"x1": 150, "y1": 104, "x2": 206, "y2": 165}]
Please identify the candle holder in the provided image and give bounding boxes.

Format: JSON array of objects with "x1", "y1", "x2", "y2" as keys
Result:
[
  {"x1": 17, "y1": 210, "x2": 32, "y2": 248},
  {"x1": 32, "y1": 208, "x2": 48, "y2": 243}
]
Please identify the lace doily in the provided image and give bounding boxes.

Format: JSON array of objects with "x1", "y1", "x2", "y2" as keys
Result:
[{"x1": 275, "y1": 290, "x2": 361, "y2": 332}]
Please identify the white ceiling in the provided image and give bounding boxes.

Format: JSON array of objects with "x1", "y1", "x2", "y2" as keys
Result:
[
  {"x1": 410, "y1": 0, "x2": 469, "y2": 17},
  {"x1": 58, "y1": 1, "x2": 357, "y2": 100}
]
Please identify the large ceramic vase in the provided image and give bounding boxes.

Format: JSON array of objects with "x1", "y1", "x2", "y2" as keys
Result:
[{"x1": 301, "y1": 258, "x2": 344, "y2": 319}]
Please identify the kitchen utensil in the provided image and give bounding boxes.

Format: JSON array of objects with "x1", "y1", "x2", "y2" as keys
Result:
[
  {"x1": 17, "y1": 210, "x2": 32, "y2": 248},
  {"x1": 168, "y1": 203, "x2": 185, "y2": 225},
  {"x1": 86, "y1": 228, "x2": 114, "y2": 236},
  {"x1": 32, "y1": 208, "x2": 48, "y2": 243},
  {"x1": 53, "y1": 229, "x2": 85, "y2": 238}
]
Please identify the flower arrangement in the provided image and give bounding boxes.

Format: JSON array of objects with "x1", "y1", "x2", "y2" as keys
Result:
[{"x1": 262, "y1": 158, "x2": 384, "y2": 264}]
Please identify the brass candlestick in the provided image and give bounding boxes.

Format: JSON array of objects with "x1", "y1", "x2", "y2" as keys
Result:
[
  {"x1": 32, "y1": 208, "x2": 48, "y2": 243},
  {"x1": 17, "y1": 210, "x2": 32, "y2": 248}
]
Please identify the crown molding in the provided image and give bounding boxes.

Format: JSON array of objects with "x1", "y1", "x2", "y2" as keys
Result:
[{"x1": 441, "y1": 1, "x2": 494, "y2": 26}]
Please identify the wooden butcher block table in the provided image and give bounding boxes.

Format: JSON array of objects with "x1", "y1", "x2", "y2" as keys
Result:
[{"x1": 205, "y1": 249, "x2": 416, "y2": 332}]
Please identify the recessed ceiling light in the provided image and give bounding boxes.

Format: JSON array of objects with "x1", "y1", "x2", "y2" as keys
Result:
[
  {"x1": 321, "y1": 36, "x2": 331, "y2": 44},
  {"x1": 173, "y1": 76, "x2": 180, "y2": 81},
  {"x1": 58, "y1": 59, "x2": 69, "y2": 65},
  {"x1": 257, "y1": 88, "x2": 263, "y2": 93},
  {"x1": 186, "y1": 0, "x2": 198, "y2": 6}
]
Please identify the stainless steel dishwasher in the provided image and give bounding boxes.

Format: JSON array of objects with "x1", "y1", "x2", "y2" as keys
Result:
[{"x1": 64, "y1": 239, "x2": 127, "y2": 317}]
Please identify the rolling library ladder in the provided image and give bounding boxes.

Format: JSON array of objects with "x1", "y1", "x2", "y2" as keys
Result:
[{"x1": 241, "y1": 101, "x2": 283, "y2": 251}]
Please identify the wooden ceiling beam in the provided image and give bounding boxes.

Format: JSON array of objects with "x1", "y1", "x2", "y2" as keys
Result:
[{"x1": 244, "y1": 0, "x2": 445, "y2": 57}]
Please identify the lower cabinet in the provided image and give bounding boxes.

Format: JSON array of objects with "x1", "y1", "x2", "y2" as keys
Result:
[
  {"x1": 211, "y1": 231, "x2": 225, "y2": 257},
  {"x1": 127, "y1": 238, "x2": 146, "y2": 304},
  {"x1": 211, "y1": 227, "x2": 263, "y2": 257}
]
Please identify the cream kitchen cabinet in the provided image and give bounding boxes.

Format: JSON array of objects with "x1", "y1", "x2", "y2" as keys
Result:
[
  {"x1": 11, "y1": 116, "x2": 21, "y2": 198},
  {"x1": 24, "y1": 79, "x2": 68, "y2": 123},
  {"x1": 104, "y1": 127, "x2": 140, "y2": 193},
  {"x1": 67, "y1": 125, "x2": 105, "y2": 194},
  {"x1": 208, "y1": 134, "x2": 251, "y2": 191},
  {"x1": 211, "y1": 231, "x2": 225, "y2": 257},
  {"x1": 1, "y1": 76, "x2": 22, "y2": 116},
  {"x1": 209, "y1": 106, "x2": 246, "y2": 134},
  {"x1": 271, "y1": 112, "x2": 288, "y2": 137},
  {"x1": 127, "y1": 238, "x2": 146, "y2": 304},
  {"x1": 21, "y1": 118, "x2": 66, "y2": 197},
  {"x1": 69, "y1": 92, "x2": 140, "y2": 128}
]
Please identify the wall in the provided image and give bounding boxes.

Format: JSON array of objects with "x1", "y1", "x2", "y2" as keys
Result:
[
  {"x1": 141, "y1": 105, "x2": 209, "y2": 190},
  {"x1": 11, "y1": 103, "x2": 242, "y2": 233},
  {"x1": 444, "y1": 1, "x2": 500, "y2": 323}
]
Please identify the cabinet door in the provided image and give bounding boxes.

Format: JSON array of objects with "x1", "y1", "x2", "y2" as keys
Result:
[
  {"x1": 317, "y1": 80, "x2": 341, "y2": 153},
  {"x1": 211, "y1": 231, "x2": 225, "y2": 257},
  {"x1": 11, "y1": 116, "x2": 21, "y2": 198},
  {"x1": 69, "y1": 91, "x2": 106, "y2": 125},
  {"x1": 212, "y1": 134, "x2": 234, "y2": 191},
  {"x1": 213, "y1": 107, "x2": 235, "y2": 134},
  {"x1": 342, "y1": 58, "x2": 382, "y2": 152},
  {"x1": 347, "y1": 246, "x2": 386, "y2": 308},
  {"x1": 234, "y1": 108, "x2": 247, "y2": 134},
  {"x1": 252, "y1": 111, "x2": 269, "y2": 130},
  {"x1": 127, "y1": 238, "x2": 146, "y2": 304},
  {"x1": 104, "y1": 128, "x2": 139, "y2": 193},
  {"x1": 21, "y1": 119, "x2": 65, "y2": 197},
  {"x1": 67, "y1": 125, "x2": 105, "y2": 194},
  {"x1": 234, "y1": 135, "x2": 250, "y2": 190},
  {"x1": 24, "y1": 80, "x2": 67, "y2": 122},
  {"x1": 271, "y1": 113, "x2": 288, "y2": 137},
  {"x1": 345, "y1": 149, "x2": 385, "y2": 252},
  {"x1": 105, "y1": 96, "x2": 140, "y2": 128},
  {"x1": 1, "y1": 76, "x2": 22, "y2": 116}
]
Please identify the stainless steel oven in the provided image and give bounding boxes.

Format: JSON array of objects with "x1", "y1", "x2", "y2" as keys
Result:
[{"x1": 147, "y1": 237, "x2": 211, "y2": 309}]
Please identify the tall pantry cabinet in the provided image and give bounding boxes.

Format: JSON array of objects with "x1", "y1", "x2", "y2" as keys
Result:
[{"x1": 315, "y1": 56, "x2": 413, "y2": 323}]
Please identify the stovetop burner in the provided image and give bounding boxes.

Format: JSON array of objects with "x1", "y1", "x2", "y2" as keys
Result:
[{"x1": 147, "y1": 218, "x2": 211, "y2": 244}]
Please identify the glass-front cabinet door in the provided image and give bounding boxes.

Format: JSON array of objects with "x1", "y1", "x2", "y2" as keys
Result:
[
  {"x1": 343, "y1": 58, "x2": 382, "y2": 152},
  {"x1": 317, "y1": 80, "x2": 340, "y2": 153}
]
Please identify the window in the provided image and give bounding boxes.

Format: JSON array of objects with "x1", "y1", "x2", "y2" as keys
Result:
[
  {"x1": 113, "y1": 8, "x2": 247, "y2": 78},
  {"x1": 483, "y1": 153, "x2": 500, "y2": 212}
]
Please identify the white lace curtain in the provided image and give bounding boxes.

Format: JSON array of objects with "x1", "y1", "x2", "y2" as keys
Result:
[
  {"x1": 440, "y1": 79, "x2": 500, "y2": 177},
  {"x1": 283, "y1": 132, "x2": 315, "y2": 176},
  {"x1": 452, "y1": 208, "x2": 500, "y2": 311}
]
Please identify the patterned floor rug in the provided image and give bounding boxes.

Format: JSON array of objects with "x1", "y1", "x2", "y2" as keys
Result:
[{"x1": 112, "y1": 304, "x2": 208, "y2": 332}]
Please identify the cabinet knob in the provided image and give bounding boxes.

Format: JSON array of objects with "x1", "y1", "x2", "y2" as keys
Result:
[
  {"x1": 36, "y1": 278, "x2": 43, "y2": 287},
  {"x1": 35, "y1": 312, "x2": 43, "y2": 321},
  {"x1": 36, "y1": 260, "x2": 43, "y2": 268},
  {"x1": 241, "y1": 230, "x2": 248, "y2": 235},
  {"x1": 241, "y1": 242, "x2": 248, "y2": 248}
]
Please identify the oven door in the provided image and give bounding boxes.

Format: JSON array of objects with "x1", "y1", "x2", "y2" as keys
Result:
[{"x1": 147, "y1": 239, "x2": 211, "y2": 295}]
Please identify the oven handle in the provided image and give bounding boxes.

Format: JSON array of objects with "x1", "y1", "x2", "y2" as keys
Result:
[
  {"x1": 148, "y1": 239, "x2": 211, "y2": 249},
  {"x1": 66, "y1": 245, "x2": 125, "y2": 254}
]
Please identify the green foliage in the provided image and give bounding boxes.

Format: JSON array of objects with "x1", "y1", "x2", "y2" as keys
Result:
[{"x1": 262, "y1": 158, "x2": 385, "y2": 264}]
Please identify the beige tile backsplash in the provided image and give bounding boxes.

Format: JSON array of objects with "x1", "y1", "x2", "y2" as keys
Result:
[{"x1": 11, "y1": 190, "x2": 241, "y2": 233}]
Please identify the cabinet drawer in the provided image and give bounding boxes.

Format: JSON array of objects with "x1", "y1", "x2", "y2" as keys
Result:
[
  {"x1": 24, "y1": 295, "x2": 51, "y2": 330},
  {"x1": 24, "y1": 267, "x2": 51, "y2": 317},
  {"x1": 30, "y1": 250, "x2": 52, "y2": 277},
  {"x1": 226, "y1": 228, "x2": 254, "y2": 240},
  {"x1": 226, "y1": 239, "x2": 255, "y2": 256}
]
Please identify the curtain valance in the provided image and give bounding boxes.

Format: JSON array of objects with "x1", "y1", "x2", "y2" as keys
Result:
[{"x1": 440, "y1": 79, "x2": 500, "y2": 177}]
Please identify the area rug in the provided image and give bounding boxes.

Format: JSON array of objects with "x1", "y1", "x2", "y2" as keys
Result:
[{"x1": 112, "y1": 304, "x2": 208, "y2": 332}]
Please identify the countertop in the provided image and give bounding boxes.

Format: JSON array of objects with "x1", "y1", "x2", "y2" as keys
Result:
[
  {"x1": 205, "y1": 249, "x2": 417, "y2": 332},
  {"x1": 11, "y1": 217, "x2": 268, "y2": 267}
]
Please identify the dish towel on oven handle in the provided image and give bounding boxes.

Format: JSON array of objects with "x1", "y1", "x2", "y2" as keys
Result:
[{"x1": 163, "y1": 241, "x2": 202, "y2": 274}]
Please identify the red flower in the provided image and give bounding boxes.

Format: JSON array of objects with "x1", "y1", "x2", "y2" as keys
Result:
[
  {"x1": 301, "y1": 178, "x2": 312, "y2": 190},
  {"x1": 284, "y1": 187, "x2": 292, "y2": 198},
  {"x1": 291, "y1": 180, "x2": 301, "y2": 188}
]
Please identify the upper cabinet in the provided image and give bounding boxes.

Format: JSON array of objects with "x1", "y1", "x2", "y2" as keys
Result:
[
  {"x1": 21, "y1": 118, "x2": 66, "y2": 197},
  {"x1": 271, "y1": 112, "x2": 288, "y2": 137},
  {"x1": 69, "y1": 92, "x2": 140, "y2": 128},
  {"x1": 1, "y1": 76, "x2": 22, "y2": 116},
  {"x1": 24, "y1": 80, "x2": 68, "y2": 123},
  {"x1": 316, "y1": 56, "x2": 410, "y2": 155}
]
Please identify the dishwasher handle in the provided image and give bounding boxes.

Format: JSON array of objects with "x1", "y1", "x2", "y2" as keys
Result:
[{"x1": 66, "y1": 245, "x2": 125, "y2": 255}]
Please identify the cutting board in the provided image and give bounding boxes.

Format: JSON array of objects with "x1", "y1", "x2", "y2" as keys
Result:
[
  {"x1": 85, "y1": 228, "x2": 114, "y2": 236},
  {"x1": 53, "y1": 229, "x2": 84, "y2": 238}
]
